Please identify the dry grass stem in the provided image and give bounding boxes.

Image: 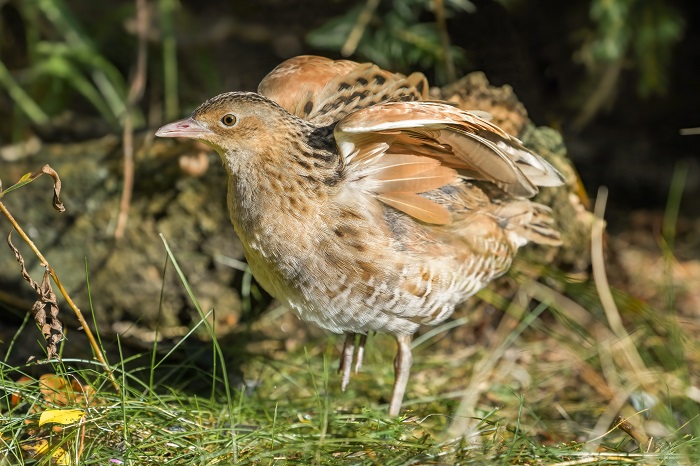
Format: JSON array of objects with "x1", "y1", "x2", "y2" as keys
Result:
[
  {"x1": 591, "y1": 187, "x2": 650, "y2": 386},
  {"x1": 613, "y1": 414, "x2": 656, "y2": 452},
  {"x1": 446, "y1": 288, "x2": 531, "y2": 439},
  {"x1": 115, "y1": 0, "x2": 150, "y2": 240},
  {"x1": 0, "y1": 167, "x2": 119, "y2": 392}
]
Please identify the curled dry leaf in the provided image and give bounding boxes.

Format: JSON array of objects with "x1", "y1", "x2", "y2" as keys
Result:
[
  {"x1": 12, "y1": 374, "x2": 96, "y2": 409},
  {"x1": 29, "y1": 164, "x2": 65, "y2": 212},
  {"x1": 7, "y1": 232, "x2": 64, "y2": 359},
  {"x1": 38, "y1": 374, "x2": 96, "y2": 407}
]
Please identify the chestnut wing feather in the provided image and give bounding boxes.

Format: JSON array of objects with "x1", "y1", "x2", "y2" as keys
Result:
[{"x1": 334, "y1": 101, "x2": 565, "y2": 224}]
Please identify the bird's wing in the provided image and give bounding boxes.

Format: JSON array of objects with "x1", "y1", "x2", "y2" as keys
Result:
[
  {"x1": 335, "y1": 101, "x2": 565, "y2": 225},
  {"x1": 258, "y1": 55, "x2": 428, "y2": 126}
]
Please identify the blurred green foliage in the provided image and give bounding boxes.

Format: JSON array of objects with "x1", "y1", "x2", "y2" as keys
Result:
[
  {"x1": 0, "y1": 0, "x2": 687, "y2": 142},
  {"x1": 579, "y1": 0, "x2": 684, "y2": 97},
  {"x1": 310, "y1": 0, "x2": 684, "y2": 96},
  {"x1": 307, "y1": 0, "x2": 474, "y2": 84},
  {"x1": 1, "y1": 0, "x2": 136, "y2": 132}
]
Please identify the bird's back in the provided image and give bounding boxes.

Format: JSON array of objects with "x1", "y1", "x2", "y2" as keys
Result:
[{"x1": 258, "y1": 55, "x2": 428, "y2": 125}]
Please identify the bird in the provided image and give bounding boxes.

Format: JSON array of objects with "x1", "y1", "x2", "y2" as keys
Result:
[{"x1": 156, "y1": 55, "x2": 564, "y2": 416}]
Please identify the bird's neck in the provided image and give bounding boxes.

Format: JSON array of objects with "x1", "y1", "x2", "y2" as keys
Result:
[{"x1": 224, "y1": 121, "x2": 343, "y2": 243}]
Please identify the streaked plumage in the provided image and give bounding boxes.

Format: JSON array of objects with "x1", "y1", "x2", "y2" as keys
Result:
[{"x1": 156, "y1": 55, "x2": 563, "y2": 415}]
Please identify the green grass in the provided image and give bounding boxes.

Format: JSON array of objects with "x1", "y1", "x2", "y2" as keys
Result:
[
  {"x1": 2, "y1": 270, "x2": 700, "y2": 464},
  {"x1": 2, "y1": 169, "x2": 699, "y2": 464},
  {"x1": 1, "y1": 328, "x2": 697, "y2": 464},
  {"x1": 0, "y1": 186, "x2": 698, "y2": 464}
]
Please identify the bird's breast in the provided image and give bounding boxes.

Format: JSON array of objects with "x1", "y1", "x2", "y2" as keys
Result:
[{"x1": 224, "y1": 174, "x2": 519, "y2": 336}]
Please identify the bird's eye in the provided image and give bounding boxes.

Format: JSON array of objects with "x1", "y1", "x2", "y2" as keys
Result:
[{"x1": 221, "y1": 114, "x2": 237, "y2": 126}]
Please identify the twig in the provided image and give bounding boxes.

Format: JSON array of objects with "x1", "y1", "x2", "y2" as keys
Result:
[
  {"x1": 115, "y1": 0, "x2": 150, "y2": 240},
  {"x1": 613, "y1": 414, "x2": 656, "y2": 452}
]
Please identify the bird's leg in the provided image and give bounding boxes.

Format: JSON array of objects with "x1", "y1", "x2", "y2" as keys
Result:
[
  {"x1": 339, "y1": 333, "x2": 356, "y2": 391},
  {"x1": 389, "y1": 334, "x2": 413, "y2": 416},
  {"x1": 354, "y1": 334, "x2": 367, "y2": 374},
  {"x1": 339, "y1": 333, "x2": 368, "y2": 390}
]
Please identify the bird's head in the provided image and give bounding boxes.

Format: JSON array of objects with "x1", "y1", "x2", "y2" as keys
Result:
[{"x1": 156, "y1": 91, "x2": 293, "y2": 159}]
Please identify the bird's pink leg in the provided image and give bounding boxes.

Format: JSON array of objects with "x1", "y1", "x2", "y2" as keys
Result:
[
  {"x1": 339, "y1": 333, "x2": 355, "y2": 391},
  {"x1": 354, "y1": 334, "x2": 367, "y2": 374},
  {"x1": 339, "y1": 333, "x2": 369, "y2": 391},
  {"x1": 389, "y1": 334, "x2": 413, "y2": 416}
]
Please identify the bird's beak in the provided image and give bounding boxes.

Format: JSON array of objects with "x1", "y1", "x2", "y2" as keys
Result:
[{"x1": 155, "y1": 117, "x2": 213, "y2": 139}]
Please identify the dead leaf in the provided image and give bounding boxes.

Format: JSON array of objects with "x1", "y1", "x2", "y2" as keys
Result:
[{"x1": 38, "y1": 409, "x2": 85, "y2": 426}]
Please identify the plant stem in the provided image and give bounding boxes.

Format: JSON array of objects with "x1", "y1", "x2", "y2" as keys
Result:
[{"x1": 0, "y1": 200, "x2": 119, "y2": 393}]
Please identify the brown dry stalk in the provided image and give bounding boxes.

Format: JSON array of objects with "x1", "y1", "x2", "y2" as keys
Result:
[
  {"x1": 114, "y1": 0, "x2": 150, "y2": 240},
  {"x1": 0, "y1": 165, "x2": 119, "y2": 392},
  {"x1": 613, "y1": 414, "x2": 656, "y2": 452},
  {"x1": 445, "y1": 288, "x2": 531, "y2": 440},
  {"x1": 592, "y1": 187, "x2": 649, "y2": 381}
]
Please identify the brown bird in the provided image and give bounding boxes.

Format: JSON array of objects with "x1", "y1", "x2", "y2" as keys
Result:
[{"x1": 156, "y1": 56, "x2": 563, "y2": 415}]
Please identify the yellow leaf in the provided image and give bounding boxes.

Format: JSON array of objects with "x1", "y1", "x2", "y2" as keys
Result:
[
  {"x1": 52, "y1": 446, "x2": 71, "y2": 465},
  {"x1": 21, "y1": 438, "x2": 50, "y2": 456},
  {"x1": 39, "y1": 409, "x2": 84, "y2": 426}
]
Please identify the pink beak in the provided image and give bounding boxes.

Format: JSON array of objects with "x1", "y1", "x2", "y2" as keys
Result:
[{"x1": 155, "y1": 117, "x2": 213, "y2": 139}]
